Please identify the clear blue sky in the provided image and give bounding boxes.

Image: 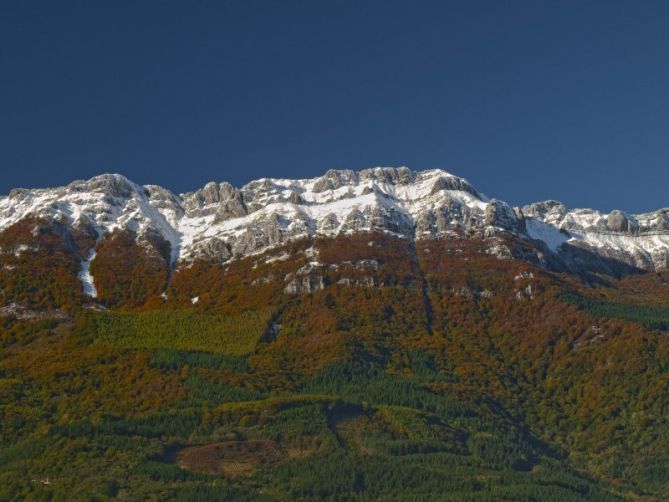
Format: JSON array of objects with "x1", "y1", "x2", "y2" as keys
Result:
[{"x1": 1, "y1": 0, "x2": 668, "y2": 212}]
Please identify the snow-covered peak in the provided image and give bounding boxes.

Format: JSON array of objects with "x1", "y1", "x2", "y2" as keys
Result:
[
  {"x1": 0, "y1": 173, "x2": 181, "y2": 264},
  {"x1": 523, "y1": 201, "x2": 669, "y2": 269},
  {"x1": 0, "y1": 167, "x2": 667, "y2": 271}
]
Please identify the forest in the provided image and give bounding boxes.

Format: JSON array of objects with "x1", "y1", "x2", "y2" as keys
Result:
[{"x1": 1, "y1": 232, "x2": 669, "y2": 500}]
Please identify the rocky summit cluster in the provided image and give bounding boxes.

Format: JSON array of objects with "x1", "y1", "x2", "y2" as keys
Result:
[{"x1": 1, "y1": 167, "x2": 667, "y2": 275}]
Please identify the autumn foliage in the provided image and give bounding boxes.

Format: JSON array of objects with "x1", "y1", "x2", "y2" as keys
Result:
[{"x1": 1, "y1": 228, "x2": 669, "y2": 498}]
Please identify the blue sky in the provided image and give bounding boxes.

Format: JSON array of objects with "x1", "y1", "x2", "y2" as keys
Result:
[{"x1": 1, "y1": 0, "x2": 668, "y2": 212}]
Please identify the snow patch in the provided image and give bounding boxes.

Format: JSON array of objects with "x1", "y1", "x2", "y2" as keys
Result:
[
  {"x1": 78, "y1": 249, "x2": 98, "y2": 298},
  {"x1": 265, "y1": 252, "x2": 290, "y2": 264},
  {"x1": 14, "y1": 244, "x2": 31, "y2": 256},
  {"x1": 526, "y1": 219, "x2": 569, "y2": 252}
]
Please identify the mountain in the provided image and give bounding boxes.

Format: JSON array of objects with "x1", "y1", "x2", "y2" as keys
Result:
[
  {"x1": 1, "y1": 168, "x2": 669, "y2": 500},
  {"x1": 0, "y1": 168, "x2": 667, "y2": 301}
]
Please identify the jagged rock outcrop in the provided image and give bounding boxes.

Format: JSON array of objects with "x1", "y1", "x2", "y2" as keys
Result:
[
  {"x1": 485, "y1": 199, "x2": 518, "y2": 231},
  {"x1": 283, "y1": 263, "x2": 327, "y2": 294},
  {"x1": 607, "y1": 210, "x2": 632, "y2": 233},
  {"x1": 0, "y1": 168, "x2": 667, "y2": 279}
]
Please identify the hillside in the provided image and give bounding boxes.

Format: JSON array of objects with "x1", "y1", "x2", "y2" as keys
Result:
[{"x1": 1, "y1": 169, "x2": 668, "y2": 500}]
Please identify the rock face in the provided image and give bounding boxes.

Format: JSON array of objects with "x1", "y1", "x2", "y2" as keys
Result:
[
  {"x1": 607, "y1": 210, "x2": 632, "y2": 233},
  {"x1": 0, "y1": 168, "x2": 668, "y2": 272},
  {"x1": 485, "y1": 199, "x2": 518, "y2": 231},
  {"x1": 521, "y1": 201, "x2": 669, "y2": 271}
]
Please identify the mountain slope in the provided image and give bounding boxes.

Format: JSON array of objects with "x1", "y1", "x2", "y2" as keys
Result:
[{"x1": 1, "y1": 168, "x2": 669, "y2": 500}]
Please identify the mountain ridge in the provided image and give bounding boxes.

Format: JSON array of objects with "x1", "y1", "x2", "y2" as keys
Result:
[{"x1": 1, "y1": 168, "x2": 667, "y2": 276}]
